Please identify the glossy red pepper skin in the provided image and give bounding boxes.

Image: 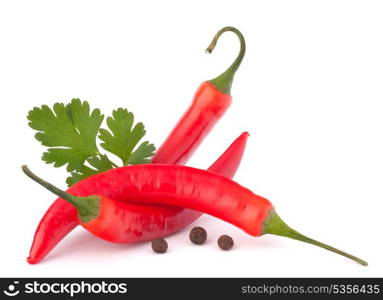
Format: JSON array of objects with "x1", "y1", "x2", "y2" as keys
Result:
[
  {"x1": 71, "y1": 164, "x2": 272, "y2": 238},
  {"x1": 152, "y1": 81, "x2": 231, "y2": 165},
  {"x1": 208, "y1": 132, "x2": 249, "y2": 177},
  {"x1": 80, "y1": 132, "x2": 250, "y2": 243},
  {"x1": 27, "y1": 132, "x2": 248, "y2": 263}
]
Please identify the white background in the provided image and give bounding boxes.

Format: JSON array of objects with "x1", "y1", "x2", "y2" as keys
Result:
[{"x1": 0, "y1": 0, "x2": 382, "y2": 277}]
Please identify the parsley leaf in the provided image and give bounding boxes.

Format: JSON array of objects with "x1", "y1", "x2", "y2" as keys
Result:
[
  {"x1": 127, "y1": 141, "x2": 156, "y2": 164},
  {"x1": 66, "y1": 154, "x2": 115, "y2": 186},
  {"x1": 98, "y1": 108, "x2": 155, "y2": 165},
  {"x1": 28, "y1": 99, "x2": 156, "y2": 186},
  {"x1": 28, "y1": 99, "x2": 104, "y2": 171}
]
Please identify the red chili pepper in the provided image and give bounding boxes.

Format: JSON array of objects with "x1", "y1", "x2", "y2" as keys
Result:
[
  {"x1": 152, "y1": 26, "x2": 245, "y2": 165},
  {"x1": 22, "y1": 164, "x2": 368, "y2": 266},
  {"x1": 25, "y1": 26, "x2": 246, "y2": 264},
  {"x1": 26, "y1": 132, "x2": 249, "y2": 263}
]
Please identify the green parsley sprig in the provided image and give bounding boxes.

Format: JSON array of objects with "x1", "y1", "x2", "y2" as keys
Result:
[{"x1": 27, "y1": 99, "x2": 155, "y2": 186}]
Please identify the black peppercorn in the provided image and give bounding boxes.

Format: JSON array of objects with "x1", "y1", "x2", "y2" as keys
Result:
[
  {"x1": 217, "y1": 235, "x2": 234, "y2": 250},
  {"x1": 189, "y1": 226, "x2": 207, "y2": 245},
  {"x1": 151, "y1": 238, "x2": 168, "y2": 253}
]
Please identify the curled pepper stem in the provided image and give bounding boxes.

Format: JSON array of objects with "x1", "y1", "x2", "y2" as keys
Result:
[
  {"x1": 262, "y1": 209, "x2": 368, "y2": 266},
  {"x1": 21, "y1": 165, "x2": 100, "y2": 224},
  {"x1": 206, "y1": 26, "x2": 246, "y2": 95}
]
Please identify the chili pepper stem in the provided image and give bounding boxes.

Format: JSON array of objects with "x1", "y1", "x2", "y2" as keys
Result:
[
  {"x1": 262, "y1": 208, "x2": 368, "y2": 266},
  {"x1": 21, "y1": 165, "x2": 100, "y2": 224},
  {"x1": 206, "y1": 26, "x2": 246, "y2": 95}
]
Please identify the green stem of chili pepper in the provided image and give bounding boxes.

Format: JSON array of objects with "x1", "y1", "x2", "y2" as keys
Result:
[
  {"x1": 22, "y1": 165, "x2": 100, "y2": 224},
  {"x1": 206, "y1": 26, "x2": 246, "y2": 95},
  {"x1": 262, "y1": 209, "x2": 368, "y2": 266}
]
